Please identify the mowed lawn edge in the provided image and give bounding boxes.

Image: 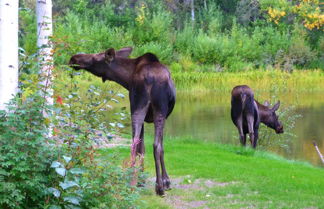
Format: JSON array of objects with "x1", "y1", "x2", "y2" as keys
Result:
[{"x1": 101, "y1": 136, "x2": 324, "y2": 208}]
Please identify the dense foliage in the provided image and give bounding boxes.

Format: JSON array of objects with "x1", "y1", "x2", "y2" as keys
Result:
[
  {"x1": 0, "y1": 96, "x2": 55, "y2": 208},
  {"x1": 0, "y1": 57, "x2": 139, "y2": 208},
  {"x1": 20, "y1": 0, "x2": 324, "y2": 73}
]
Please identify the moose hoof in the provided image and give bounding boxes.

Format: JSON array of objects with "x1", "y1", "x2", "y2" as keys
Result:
[
  {"x1": 155, "y1": 185, "x2": 165, "y2": 197},
  {"x1": 163, "y1": 179, "x2": 171, "y2": 191}
]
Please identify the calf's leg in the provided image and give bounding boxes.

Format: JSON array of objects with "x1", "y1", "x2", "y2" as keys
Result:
[
  {"x1": 246, "y1": 115, "x2": 255, "y2": 148},
  {"x1": 236, "y1": 114, "x2": 246, "y2": 146}
]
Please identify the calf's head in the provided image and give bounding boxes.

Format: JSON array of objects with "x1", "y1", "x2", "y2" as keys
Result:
[
  {"x1": 261, "y1": 101, "x2": 284, "y2": 134},
  {"x1": 68, "y1": 47, "x2": 133, "y2": 80}
]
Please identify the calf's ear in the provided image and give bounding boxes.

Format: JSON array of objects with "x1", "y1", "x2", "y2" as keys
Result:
[
  {"x1": 105, "y1": 48, "x2": 115, "y2": 63},
  {"x1": 272, "y1": 101, "x2": 280, "y2": 112},
  {"x1": 116, "y1": 47, "x2": 133, "y2": 58},
  {"x1": 264, "y1": 101, "x2": 270, "y2": 107}
]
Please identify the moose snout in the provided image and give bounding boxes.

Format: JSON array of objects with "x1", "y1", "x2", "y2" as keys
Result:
[
  {"x1": 68, "y1": 56, "x2": 81, "y2": 70},
  {"x1": 276, "y1": 125, "x2": 284, "y2": 134}
]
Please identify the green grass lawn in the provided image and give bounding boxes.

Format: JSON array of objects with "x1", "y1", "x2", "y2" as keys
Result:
[{"x1": 100, "y1": 136, "x2": 324, "y2": 209}]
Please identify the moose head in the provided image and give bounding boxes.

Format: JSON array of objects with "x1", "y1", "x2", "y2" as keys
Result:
[
  {"x1": 260, "y1": 101, "x2": 284, "y2": 134},
  {"x1": 69, "y1": 47, "x2": 133, "y2": 85}
]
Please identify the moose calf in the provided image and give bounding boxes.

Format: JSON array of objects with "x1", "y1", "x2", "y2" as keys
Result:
[
  {"x1": 231, "y1": 85, "x2": 283, "y2": 148},
  {"x1": 69, "y1": 47, "x2": 176, "y2": 196}
]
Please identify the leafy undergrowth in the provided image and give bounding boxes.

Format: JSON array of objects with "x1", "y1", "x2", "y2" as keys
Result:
[{"x1": 99, "y1": 136, "x2": 324, "y2": 209}]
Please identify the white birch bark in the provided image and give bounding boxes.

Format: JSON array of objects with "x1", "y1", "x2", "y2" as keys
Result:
[
  {"x1": 0, "y1": 0, "x2": 19, "y2": 110},
  {"x1": 36, "y1": 0, "x2": 53, "y2": 106},
  {"x1": 191, "y1": 0, "x2": 195, "y2": 22}
]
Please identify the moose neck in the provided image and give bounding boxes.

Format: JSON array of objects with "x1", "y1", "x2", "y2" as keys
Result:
[
  {"x1": 106, "y1": 57, "x2": 136, "y2": 90},
  {"x1": 256, "y1": 101, "x2": 272, "y2": 126}
]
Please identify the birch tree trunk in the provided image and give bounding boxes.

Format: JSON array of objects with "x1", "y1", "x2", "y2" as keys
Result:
[
  {"x1": 0, "y1": 0, "x2": 19, "y2": 110},
  {"x1": 191, "y1": 0, "x2": 195, "y2": 22},
  {"x1": 36, "y1": 0, "x2": 53, "y2": 106}
]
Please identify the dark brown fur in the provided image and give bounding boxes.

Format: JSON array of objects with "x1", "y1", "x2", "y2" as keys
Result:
[
  {"x1": 69, "y1": 47, "x2": 176, "y2": 196},
  {"x1": 231, "y1": 85, "x2": 283, "y2": 148}
]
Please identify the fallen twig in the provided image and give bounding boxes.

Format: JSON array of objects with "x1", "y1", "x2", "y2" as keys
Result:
[{"x1": 313, "y1": 141, "x2": 324, "y2": 165}]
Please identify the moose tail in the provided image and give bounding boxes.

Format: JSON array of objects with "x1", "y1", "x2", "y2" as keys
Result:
[{"x1": 241, "y1": 93, "x2": 247, "y2": 109}]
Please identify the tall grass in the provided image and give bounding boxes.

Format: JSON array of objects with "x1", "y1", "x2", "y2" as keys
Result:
[{"x1": 172, "y1": 70, "x2": 324, "y2": 92}]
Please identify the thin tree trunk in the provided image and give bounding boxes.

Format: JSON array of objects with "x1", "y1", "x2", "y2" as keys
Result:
[
  {"x1": 191, "y1": 0, "x2": 195, "y2": 22},
  {"x1": 313, "y1": 141, "x2": 324, "y2": 165},
  {"x1": 37, "y1": 0, "x2": 53, "y2": 136},
  {"x1": 36, "y1": 0, "x2": 53, "y2": 106},
  {"x1": 0, "y1": 0, "x2": 19, "y2": 110}
]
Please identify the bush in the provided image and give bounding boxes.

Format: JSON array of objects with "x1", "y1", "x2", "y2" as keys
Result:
[
  {"x1": 134, "y1": 42, "x2": 174, "y2": 64},
  {"x1": 0, "y1": 95, "x2": 56, "y2": 209},
  {"x1": 45, "y1": 68, "x2": 140, "y2": 208},
  {"x1": 132, "y1": 4, "x2": 173, "y2": 45}
]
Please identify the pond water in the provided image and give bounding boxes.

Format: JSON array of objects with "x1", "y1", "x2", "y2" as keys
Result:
[{"x1": 143, "y1": 90, "x2": 324, "y2": 166}]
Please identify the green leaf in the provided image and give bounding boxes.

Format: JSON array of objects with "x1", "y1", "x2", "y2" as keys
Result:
[
  {"x1": 51, "y1": 161, "x2": 62, "y2": 168},
  {"x1": 59, "y1": 181, "x2": 79, "y2": 190},
  {"x1": 48, "y1": 187, "x2": 61, "y2": 198},
  {"x1": 69, "y1": 168, "x2": 84, "y2": 174},
  {"x1": 49, "y1": 205, "x2": 62, "y2": 209},
  {"x1": 63, "y1": 156, "x2": 72, "y2": 164},
  {"x1": 63, "y1": 196, "x2": 81, "y2": 205},
  {"x1": 116, "y1": 93, "x2": 125, "y2": 98},
  {"x1": 55, "y1": 167, "x2": 66, "y2": 177}
]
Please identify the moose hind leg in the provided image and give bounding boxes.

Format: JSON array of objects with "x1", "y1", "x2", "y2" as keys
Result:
[
  {"x1": 246, "y1": 115, "x2": 255, "y2": 148},
  {"x1": 236, "y1": 114, "x2": 246, "y2": 146},
  {"x1": 153, "y1": 114, "x2": 166, "y2": 196},
  {"x1": 160, "y1": 137, "x2": 171, "y2": 190}
]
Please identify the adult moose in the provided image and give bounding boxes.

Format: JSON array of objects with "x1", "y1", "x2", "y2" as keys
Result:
[
  {"x1": 69, "y1": 47, "x2": 176, "y2": 196},
  {"x1": 231, "y1": 85, "x2": 283, "y2": 148}
]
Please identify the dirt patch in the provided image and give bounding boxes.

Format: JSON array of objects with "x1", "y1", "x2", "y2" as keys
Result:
[
  {"x1": 146, "y1": 177, "x2": 236, "y2": 209},
  {"x1": 165, "y1": 195, "x2": 208, "y2": 209},
  {"x1": 202, "y1": 179, "x2": 234, "y2": 188}
]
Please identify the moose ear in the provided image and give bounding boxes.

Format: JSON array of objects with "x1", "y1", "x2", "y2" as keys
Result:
[
  {"x1": 105, "y1": 48, "x2": 115, "y2": 63},
  {"x1": 116, "y1": 47, "x2": 133, "y2": 58},
  {"x1": 272, "y1": 101, "x2": 280, "y2": 112},
  {"x1": 264, "y1": 101, "x2": 270, "y2": 107}
]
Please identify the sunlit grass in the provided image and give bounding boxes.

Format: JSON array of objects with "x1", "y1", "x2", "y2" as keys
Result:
[
  {"x1": 100, "y1": 136, "x2": 324, "y2": 208},
  {"x1": 172, "y1": 70, "x2": 324, "y2": 92}
]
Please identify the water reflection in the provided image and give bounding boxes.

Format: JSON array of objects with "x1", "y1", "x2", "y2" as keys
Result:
[{"x1": 161, "y1": 91, "x2": 324, "y2": 166}]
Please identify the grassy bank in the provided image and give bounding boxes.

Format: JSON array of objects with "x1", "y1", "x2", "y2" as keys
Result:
[
  {"x1": 172, "y1": 70, "x2": 324, "y2": 92},
  {"x1": 100, "y1": 136, "x2": 324, "y2": 208}
]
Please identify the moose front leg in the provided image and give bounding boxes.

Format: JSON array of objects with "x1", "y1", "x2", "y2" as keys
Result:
[
  {"x1": 136, "y1": 125, "x2": 145, "y2": 171},
  {"x1": 136, "y1": 125, "x2": 146, "y2": 187},
  {"x1": 153, "y1": 114, "x2": 166, "y2": 196},
  {"x1": 253, "y1": 128, "x2": 259, "y2": 148}
]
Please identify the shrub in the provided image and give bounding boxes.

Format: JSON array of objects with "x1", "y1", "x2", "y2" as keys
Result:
[
  {"x1": 132, "y1": 4, "x2": 173, "y2": 45},
  {"x1": 45, "y1": 68, "x2": 140, "y2": 208},
  {"x1": 134, "y1": 42, "x2": 174, "y2": 64},
  {"x1": 0, "y1": 95, "x2": 56, "y2": 209},
  {"x1": 174, "y1": 23, "x2": 197, "y2": 56}
]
